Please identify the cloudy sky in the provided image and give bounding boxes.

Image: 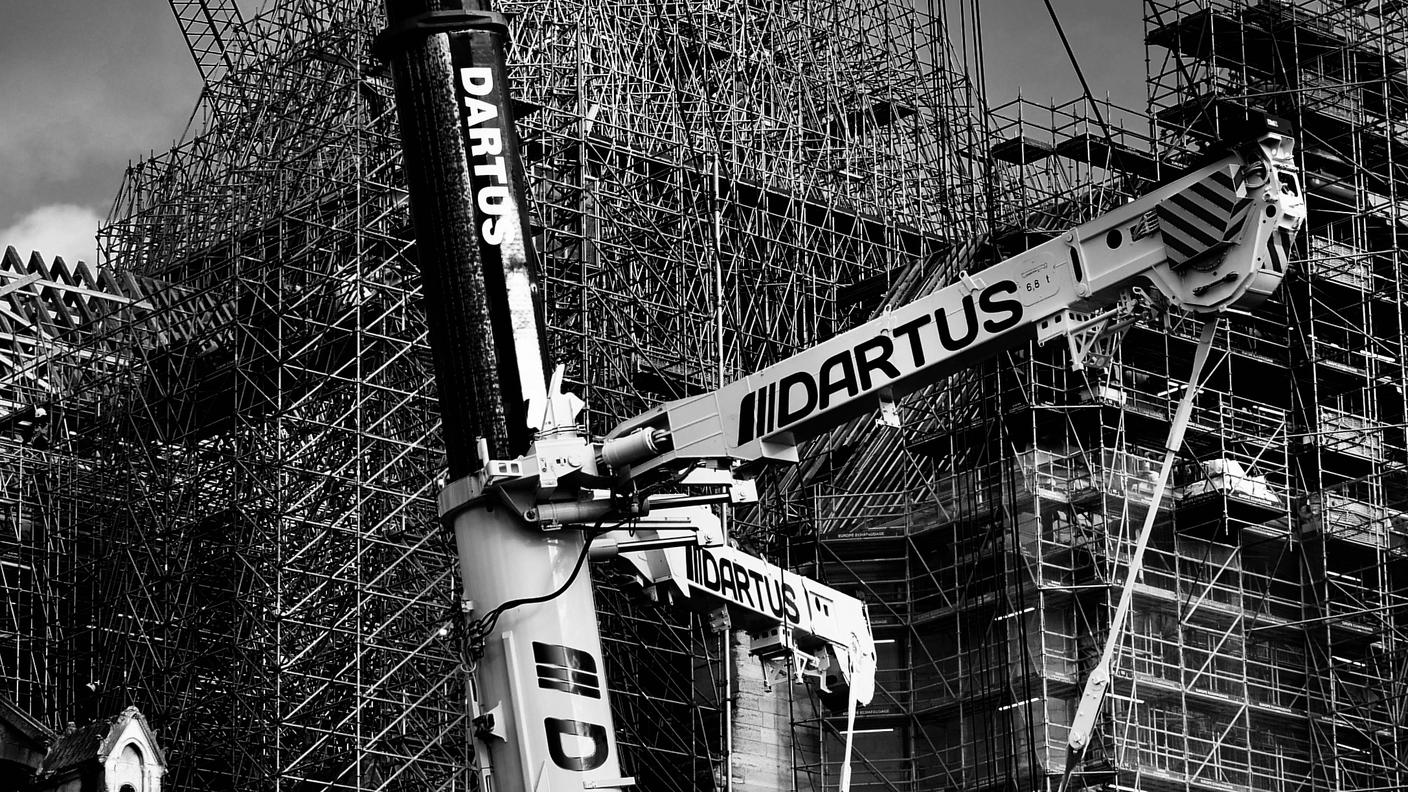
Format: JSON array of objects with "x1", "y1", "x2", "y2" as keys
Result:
[
  {"x1": 0, "y1": 0, "x2": 1144, "y2": 265},
  {"x1": 0, "y1": 2, "x2": 198, "y2": 264}
]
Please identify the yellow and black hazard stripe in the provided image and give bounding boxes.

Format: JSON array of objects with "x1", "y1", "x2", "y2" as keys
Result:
[{"x1": 1157, "y1": 165, "x2": 1247, "y2": 269}]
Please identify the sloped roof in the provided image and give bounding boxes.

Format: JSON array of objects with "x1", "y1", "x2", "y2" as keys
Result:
[
  {"x1": 0, "y1": 694, "x2": 55, "y2": 748},
  {"x1": 39, "y1": 717, "x2": 116, "y2": 776}
]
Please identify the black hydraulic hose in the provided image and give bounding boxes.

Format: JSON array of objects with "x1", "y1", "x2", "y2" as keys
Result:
[{"x1": 470, "y1": 524, "x2": 599, "y2": 641}]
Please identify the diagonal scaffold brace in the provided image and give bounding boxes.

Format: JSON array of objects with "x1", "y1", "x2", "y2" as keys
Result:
[{"x1": 1059, "y1": 316, "x2": 1223, "y2": 792}]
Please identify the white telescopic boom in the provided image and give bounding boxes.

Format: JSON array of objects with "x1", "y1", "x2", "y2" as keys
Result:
[{"x1": 606, "y1": 127, "x2": 1304, "y2": 479}]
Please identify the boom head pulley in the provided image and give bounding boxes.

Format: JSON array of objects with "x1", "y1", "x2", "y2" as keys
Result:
[{"x1": 1140, "y1": 125, "x2": 1304, "y2": 313}]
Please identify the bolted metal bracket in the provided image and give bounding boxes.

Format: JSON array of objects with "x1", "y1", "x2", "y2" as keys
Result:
[
  {"x1": 473, "y1": 703, "x2": 507, "y2": 742},
  {"x1": 1036, "y1": 291, "x2": 1145, "y2": 371}
]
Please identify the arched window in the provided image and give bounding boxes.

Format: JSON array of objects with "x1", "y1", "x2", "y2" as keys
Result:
[{"x1": 115, "y1": 742, "x2": 145, "y2": 792}]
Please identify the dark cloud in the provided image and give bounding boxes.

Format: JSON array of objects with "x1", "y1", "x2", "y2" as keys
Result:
[{"x1": 0, "y1": 1, "x2": 200, "y2": 228}]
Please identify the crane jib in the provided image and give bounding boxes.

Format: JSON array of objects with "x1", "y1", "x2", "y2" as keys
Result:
[{"x1": 735, "y1": 278, "x2": 1025, "y2": 444}]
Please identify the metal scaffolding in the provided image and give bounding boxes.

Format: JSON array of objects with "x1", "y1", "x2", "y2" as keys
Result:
[
  {"x1": 0, "y1": 1, "x2": 984, "y2": 790},
  {"x1": 788, "y1": 2, "x2": 1408, "y2": 790},
  {"x1": 8, "y1": 1, "x2": 1405, "y2": 791},
  {"x1": 1147, "y1": 2, "x2": 1408, "y2": 788}
]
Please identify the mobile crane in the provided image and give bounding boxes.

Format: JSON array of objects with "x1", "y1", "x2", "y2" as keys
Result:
[{"x1": 376, "y1": 3, "x2": 1306, "y2": 792}]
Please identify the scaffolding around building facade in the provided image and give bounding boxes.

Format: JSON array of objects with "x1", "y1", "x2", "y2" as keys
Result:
[
  {"x1": 786, "y1": 2, "x2": 1408, "y2": 790},
  {"x1": 0, "y1": 1, "x2": 986, "y2": 790},
  {"x1": 4, "y1": 1, "x2": 1408, "y2": 791}
]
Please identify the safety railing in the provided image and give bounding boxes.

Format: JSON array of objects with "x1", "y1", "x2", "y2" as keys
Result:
[
  {"x1": 1307, "y1": 237, "x2": 1374, "y2": 290},
  {"x1": 1316, "y1": 406, "x2": 1386, "y2": 461}
]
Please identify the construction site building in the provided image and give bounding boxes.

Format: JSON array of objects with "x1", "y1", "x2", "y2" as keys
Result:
[
  {"x1": 3, "y1": 0, "x2": 979, "y2": 789},
  {"x1": 803, "y1": 1, "x2": 1408, "y2": 790},
  {"x1": 0, "y1": 1, "x2": 1404, "y2": 792}
]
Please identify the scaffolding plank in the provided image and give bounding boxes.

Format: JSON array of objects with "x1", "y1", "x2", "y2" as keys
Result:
[
  {"x1": 1052, "y1": 133, "x2": 1161, "y2": 180},
  {"x1": 989, "y1": 134, "x2": 1055, "y2": 165}
]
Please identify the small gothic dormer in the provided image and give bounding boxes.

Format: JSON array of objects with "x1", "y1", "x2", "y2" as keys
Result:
[{"x1": 32, "y1": 706, "x2": 166, "y2": 792}]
